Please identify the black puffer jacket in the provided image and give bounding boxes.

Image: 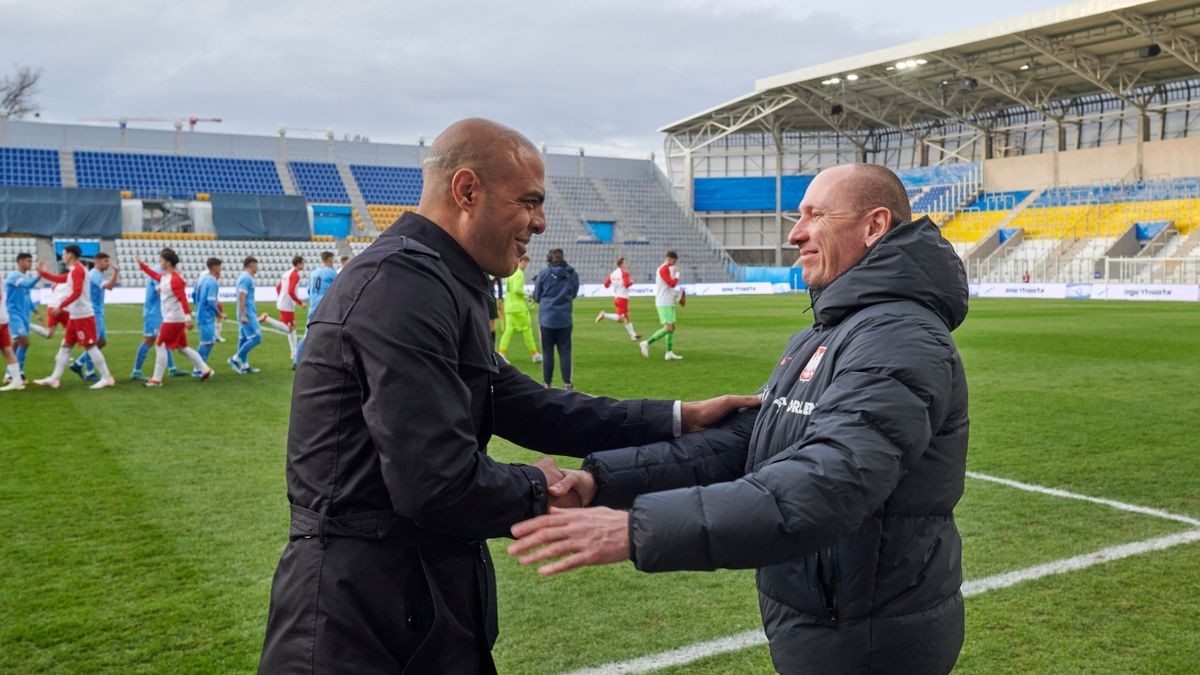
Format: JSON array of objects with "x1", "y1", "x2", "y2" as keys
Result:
[{"x1": 584, "y1": 216, "x2": 969, "y2": 674}]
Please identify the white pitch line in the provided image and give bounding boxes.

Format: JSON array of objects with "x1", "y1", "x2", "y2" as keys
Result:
[
  {"x1": 567, "y1": 529, "x2": 1200, "y2": 675},
  {"x1": 967, "y1": 471, "x2": 1200, "y2": 527},
  {"x1": 565, "y1": 472, "x2": 1200, "y2": 675}
]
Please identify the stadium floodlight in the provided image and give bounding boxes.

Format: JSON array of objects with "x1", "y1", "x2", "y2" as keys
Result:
[
  {"x1": 894, "y1": 59, "x2": 925, "y2": 70},
  {"x1": 845, "y1": 73, "x2": 859, "y2": 81},
  {"x1": 822, "y1": 77, "x2": 842, "y2": 85}
]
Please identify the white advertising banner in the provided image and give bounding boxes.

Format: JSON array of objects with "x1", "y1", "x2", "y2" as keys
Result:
[
  {"x1": 552, "y1": 282, "x2": 784, "y2": 299},
  {"x1": 1090, "y1": 284, "x2": 1200, "y2": 302},
  {"x1": 975, "y1": 283, "x2": 1069, "y2": 299}
]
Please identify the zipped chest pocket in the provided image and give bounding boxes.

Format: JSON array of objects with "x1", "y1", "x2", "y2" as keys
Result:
[{"x1": 814, "y1": 547, "x2": 841, "y2": 626}]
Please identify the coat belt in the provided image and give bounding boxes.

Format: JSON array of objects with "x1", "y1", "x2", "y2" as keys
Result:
[{"x1": 289, "y1": 504, "x2": 473, "y2": 548}]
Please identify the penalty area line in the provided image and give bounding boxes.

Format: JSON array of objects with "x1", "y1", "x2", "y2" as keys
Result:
[
  {"x1": 565, "y1": 529, "x2": 1200, "y2": 675},
  {"x1": 563, "y1": 469, "x2": 1200, "y2": 675},
  {"x1": 966, "y1": 471, "x2": 1200, "y2": 527}
]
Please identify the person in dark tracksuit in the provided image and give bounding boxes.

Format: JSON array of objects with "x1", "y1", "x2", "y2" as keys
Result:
[
  {"x1": 257, "y1": 118, "x2": 759, "y2": 675},
  {"x1": 532, "y1": 247, "x2": 579, "y2": 389},
  {"x1": 510, "y1": 164, "x2": 970, "y2": 675}
]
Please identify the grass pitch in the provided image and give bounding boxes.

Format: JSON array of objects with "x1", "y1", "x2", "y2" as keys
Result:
[{"x1": 1, "y1": 296, "x2": 1197, "y2": 673}]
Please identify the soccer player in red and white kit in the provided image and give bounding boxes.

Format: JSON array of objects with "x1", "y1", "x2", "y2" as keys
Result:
[
  {"x1": 595, "y1": 256, "x2": 641, "y2": 341},
  {"x1": 32, "y1": 245, "x2": 116, "y2": 389},
  {"x1": 0, "y1": 279, "x2": 26, "y2": 391},
  {"x1": 136, "y1": 249, "x2": 214, "y2": 387},
  {"x1": 263, "y1": 255, "x2": 304, "y2": 361}
]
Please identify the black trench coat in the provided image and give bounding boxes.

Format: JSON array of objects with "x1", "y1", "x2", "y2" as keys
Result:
[{"x1": 259, "y1": 213, "x2": 675, "y2": 674}]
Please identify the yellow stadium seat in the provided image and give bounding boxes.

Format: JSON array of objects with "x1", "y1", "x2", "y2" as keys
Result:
[{"x1": 367, "y1": 204, "x2": 417, "y2": 231}]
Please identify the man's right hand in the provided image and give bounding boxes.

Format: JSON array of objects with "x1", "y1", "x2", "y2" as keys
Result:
[
  {"x1": 548, "y1": 469, "x2": 597, "y2": 507},
  {"x1": 532, "y1": 457, "x2": 588, "y2": 509},
  {"x1": 680, "y1": 394, "x2": 762, "y2": 433},
  {"x1": 241, "y1": 315, "x2": 249, "y2": 325}
]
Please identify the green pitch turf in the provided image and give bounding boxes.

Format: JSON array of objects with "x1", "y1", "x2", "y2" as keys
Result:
[{"x1": 1, "y1": 297, "x2": 1197, "y2": 673}]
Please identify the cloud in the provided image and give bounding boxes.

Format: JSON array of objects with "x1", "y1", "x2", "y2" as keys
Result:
[{"x1": 1, "y1": 0, "x2": 1056, "y2": 153}]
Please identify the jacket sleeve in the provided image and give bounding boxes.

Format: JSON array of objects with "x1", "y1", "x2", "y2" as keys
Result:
[
  {"x1": 345, "y1": 254, "x2": 550, "y2": 539},
  {"x1": 492, "y1": 362, "x2": 676, "y2": 457},
  {"x1": 581, "y1": 407, "x2": 756, "y2": 509},
  {"x1": 627, "y1": 315, "x2": 957, "y2": 572}
]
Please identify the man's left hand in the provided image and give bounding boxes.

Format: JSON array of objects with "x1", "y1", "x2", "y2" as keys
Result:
[
  {"x1": 508, "y1": 507, "x2": 630, "y2": 575},
  {"x1": 680, "y1": 394, "x2": 762, "y2": 433}
]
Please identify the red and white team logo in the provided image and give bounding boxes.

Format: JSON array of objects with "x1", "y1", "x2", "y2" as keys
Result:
[{"x1": 799, "y1": 346, "x2": 827, "y2": 383}]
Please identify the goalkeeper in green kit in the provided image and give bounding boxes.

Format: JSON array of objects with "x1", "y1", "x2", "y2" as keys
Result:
[{"x1": 498, "y1": 254, "x2": 542, "y2": 364}]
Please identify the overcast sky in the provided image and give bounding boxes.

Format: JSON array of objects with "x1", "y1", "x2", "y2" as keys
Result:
[{"x1": 3, "y1": 0, "x2": 1063, "y2": 155}]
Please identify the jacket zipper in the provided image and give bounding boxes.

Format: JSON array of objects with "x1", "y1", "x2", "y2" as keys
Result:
[{"x1": 824, "y1": 546, "x2": 840, "y2": 626}]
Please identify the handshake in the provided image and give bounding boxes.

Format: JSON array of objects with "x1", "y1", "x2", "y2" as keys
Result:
[
  {"x1": 511, "y1": 392, "x2": 762, "y2": 576},
  {"x1": 531, "y1": 457, "x2": 597, "y2": 509}
]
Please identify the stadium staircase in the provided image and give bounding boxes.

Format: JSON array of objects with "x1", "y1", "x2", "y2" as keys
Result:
[
  {"x1": 58, "y1": 150, "x2": 77, "y2": 188},
  {"x1": 337, "y1": 164, "x2": 376, "y2": 233},
  {"x1": 275, "y1": 160, "x2": 299, "y2": 196}
]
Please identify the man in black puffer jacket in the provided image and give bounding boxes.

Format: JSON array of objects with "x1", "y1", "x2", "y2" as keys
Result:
[{"x1": 509, "y1": 163, "x2": 969, "y2": 674}]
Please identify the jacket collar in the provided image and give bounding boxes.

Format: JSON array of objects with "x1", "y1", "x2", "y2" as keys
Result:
[{"x1": 384, "y1": 212, "x2": 490, "y2": 295}]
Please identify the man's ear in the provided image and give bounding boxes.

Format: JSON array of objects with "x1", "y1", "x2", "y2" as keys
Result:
[
  {"x1": 864, "y1": 207, "x2": 893, "y2": 247},
  {"x1": 451, "y1": 168, "x2": 481, "y2": 212}
]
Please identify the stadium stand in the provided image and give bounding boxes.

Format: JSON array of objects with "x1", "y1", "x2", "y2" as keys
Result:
[
  {"x1": 350, "y1": 165, "x2": 422, "y2": 205},
  {"x1": 287, "y1": 162, "x2": 350, "y2": 203},
  {"x1": 0, "y1": 236, "x2": 40, "y2": 265},
  {"x1": 74, "y1": 151, "x2": 283, "y2": 199},
  {"x1": 0, "y1": 147, "x2": 61, "y2": 187}
]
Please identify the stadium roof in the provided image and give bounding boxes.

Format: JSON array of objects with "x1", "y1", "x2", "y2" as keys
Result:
[{"x1": 661, "y1": 0, "x2": 1200, "y2": 149}]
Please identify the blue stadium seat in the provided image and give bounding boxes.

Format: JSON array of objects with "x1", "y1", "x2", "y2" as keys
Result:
[
  {"x1": 0, "y1": 147, "x2": 62, "y2": 187},
  {"x1": 349, "y1": 165, "x2": 422, "y2": 205},
  {"x1": 288, "y1": 161, "x2": 350, "y2": 203},
  {"x1": 74, "y1": 151, "x2": 284, "y2": 199}
]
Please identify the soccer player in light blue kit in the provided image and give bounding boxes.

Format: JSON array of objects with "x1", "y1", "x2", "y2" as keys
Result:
[
  {"x1": 70, "y1": 253, "x2": 119, "y2": 381},
  {"x1": 192, "y1": 257, "x2": 225, "y2": 376},
  {"x1": 229, "y1": 256, "x2": 263, "y2": 374},
  {"x1": 292, "y1": 250, "x2": 337, "y2": 368},
  {"x1": 131, "y1": 259, "x2": 178, "y2": 381},
  {"x1": 5, "y1": 252, "x2": 42, "y2": 380}
]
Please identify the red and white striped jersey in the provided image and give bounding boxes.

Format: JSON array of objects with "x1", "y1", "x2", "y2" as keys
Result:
[
  {"x1": 276, "y1": 268, "x2": 302, "y2": 312},
  {"x1": 59, "y1": 264, "x2": 95, "y2": 319},
  {"x1": 605, "y1": 267, "x2": 633, "y2": 300},
  {"x1": 138, "y1": 261, "x2": 190, "y2": 322},
  {"x1": 655, "y1": 263, "x2": 679, "y2": 307}
]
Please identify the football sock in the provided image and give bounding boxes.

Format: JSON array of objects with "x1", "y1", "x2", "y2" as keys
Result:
[
  {"x1": 647, "y1": 327, "x2": 669, "y2": 344},
  {"x1": 152, "y1": 345, "x2": 168, "y2": 381},
  {"x1": 134, "y1": 342, "x2": 150, "y2": 371},
  {"x1": 16, "y1": 345, "x2": 26, "y2": 371},
  {"x1": 85, "y1": 347, "x2": 113, "y2": 380},
  {"x1": 603, "y1": 313, "x2": 620, "y2": 321},
  {"x1": 49, "y1": 347, "x2": 71, "y2": 380},
  {"x1": 199, "y1": 343, "x2": 214, "y2": 362},
  {"x1": 624, "y1": 322, "x2": 637, "y2": 338},
  {"x1": 180, "y1": 347, "x2": 207, "y2": 371},
  {"x1": 667, "y1": 332, "x2": 675, "y2": 352}
]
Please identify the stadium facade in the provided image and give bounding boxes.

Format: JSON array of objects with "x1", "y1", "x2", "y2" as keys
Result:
[
  {"x1": 661, "y1": 0, "x2": 1200, "y2": 287},
  {"x1": 0, "y1": 118, "x2": 735, "y2": 293}
]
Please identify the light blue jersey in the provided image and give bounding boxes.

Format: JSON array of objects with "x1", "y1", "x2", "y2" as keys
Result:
[
  {"x1": 88, "y1": 268, "x2": 107, "y2": 315},
  {"x1": 5, "y1": 271, "x2": 39, "y2": 335},
  {"x1": 193, "y1": 272, "x2": 222, "y2": 325},
  {"x1": 237, "y1": 271, "x2": 259, "y2": 326},
  {"x1": 192, "y1": 271, "x2": 221, "y2": 345},
  {"x1": 307, "y1": 266, "x2": 337, "y2": 321},
  {"x1": 143, "y1": 267, "x2": 164, "y2": 335}
]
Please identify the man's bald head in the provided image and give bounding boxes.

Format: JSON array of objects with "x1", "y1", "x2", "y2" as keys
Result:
[
  {"x1": 789, "y1": 163, "x2": 912, "y2": 288},
  {"x1": 415, "y1": 118, "x2": 547, "y2": 278},
  {"x1": 821, "y1": 164, "x2": 911, "y2": 226},
  {"x1": 421, "y1": 118, "x2": 541, "y2": 200}
]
